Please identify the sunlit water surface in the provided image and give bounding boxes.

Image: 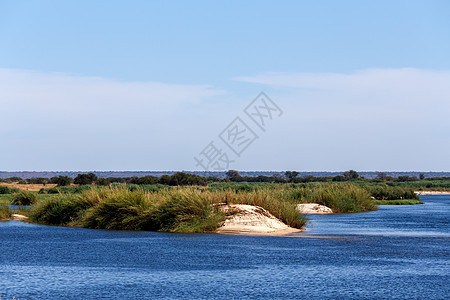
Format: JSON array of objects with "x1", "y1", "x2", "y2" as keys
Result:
[{"x1": 0, "y1": 196, "x2": 448, "y2": 299}]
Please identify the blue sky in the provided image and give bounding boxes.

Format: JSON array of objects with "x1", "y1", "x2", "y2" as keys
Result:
[{"x1": 1, "y1": 0, "x2": 449, "y2": 171}]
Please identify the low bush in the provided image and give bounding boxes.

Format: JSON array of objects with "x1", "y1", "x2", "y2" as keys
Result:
[
  {"x1": 0, "y1": 186, "x2": 11, "y2": 194},
  {"x1": 361, "y1": 184, "x2": 419, "y2": 200},
  {"x1": 0, "y1": 204, "x2": 12, "y2": 220},
  {"x1": 11, "y1": 191, "x2": 37, "y2": 206}
]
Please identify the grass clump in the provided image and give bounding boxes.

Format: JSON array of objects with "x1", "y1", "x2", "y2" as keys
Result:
[
  {"x1": 30, "y1": 187, "x2": 226, "y2": 233},
  {"x1": 81, "y1": 188, "x2": 159, "y2": 231},
  {"x1": 0, "y1": 204, "x2": 12, "y2": 220},
  {"x1": 11, "y1": 191, "x2": 37, "y2": 206},
  {"x1": 154, "y1": 189, "x2": 224, "y2": 232},
  {"x1": 283, "y1": 183, "x2": 376, "y2": 213}
]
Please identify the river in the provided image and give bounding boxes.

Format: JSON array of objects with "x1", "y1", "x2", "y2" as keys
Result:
[{"x1": 0, "y1": 195, "x2": 448, "y2": 299}]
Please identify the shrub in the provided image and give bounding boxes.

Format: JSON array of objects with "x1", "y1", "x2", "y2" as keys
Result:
[
  {"x1": 129, "y1": 176, "x2": 159, "y2": 185},
  {"x1": 0, "y1": 186, "x2": 11, "y2": 194},
  {"x1": 361, "y1": 184, "x2": 419, "y2": 200},
  {"x1": 50, "y1": 176, "x2": 72, "y2": 187},
  {"x1": 12, "y1": 191, "x2": 37, "y2": 206},
  {"x1": 96, "y1": 178, "x2": 110, "y2": 186},
  {"x1": 0, "y1": 204, "x2": 12, "y2": 220},
  {"x1": 166, "y1": 172, "x2": 207, "y2": 186},
  {"x1": 27, "y1": 177, "x2": 49, "y2": 184},
  {"x1": 74, "y1": 173, "x2": 97, "y2": 185}
]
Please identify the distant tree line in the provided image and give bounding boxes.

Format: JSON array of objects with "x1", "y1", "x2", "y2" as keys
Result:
[{"x1": 2, "y1": 170, "x2": 450, "y2": 188}]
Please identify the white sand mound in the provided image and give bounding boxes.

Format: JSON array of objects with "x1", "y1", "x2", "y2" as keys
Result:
[
  {"x1": 12, "y1": 214, "x2": 28, "y2": 220},
  {"x1": 296, "y1": 203, "x2": 333, "y2": 214},
  {"x1": 216, "y1": 204, "x2": 301, "y2": 236}
]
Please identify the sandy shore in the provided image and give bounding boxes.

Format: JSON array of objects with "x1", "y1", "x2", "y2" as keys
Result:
[
  {"x1": 414, "y1": 191, "x2": 450, "y2": 195},
  {"x1": 215, "y1": 204, "x2": 303, "y2": 236},
  {"x1": 297, "y1": 203, "x2": 333, "y2": 214},
  {"x1": 13, "y1": 214, "x2": 28, "y2": 220},
  {"x1": 0, "y1": 214, "x2": 28, "y2": 222}
]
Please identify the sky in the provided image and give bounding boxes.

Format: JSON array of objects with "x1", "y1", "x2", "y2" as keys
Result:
[{"x1": 1, "y1": 0, "x2": 449, "y2": 172}]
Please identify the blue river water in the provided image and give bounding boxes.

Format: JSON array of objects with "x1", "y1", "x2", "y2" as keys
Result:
[{"x1": 0, "y1": 196, "x2": 448, "y2": 299}]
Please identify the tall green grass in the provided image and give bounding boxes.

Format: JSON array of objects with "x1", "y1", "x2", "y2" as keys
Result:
[
  {"x1": 30, "y1": 187, "x2": 226, "y2": 232},
  {"x1": 0, "y1": 204, "x2": 12, "y2": 220},
  {"x1": 282, "y1": 183, "x2": 376, "y2": 213},
  {"x1": 360, "y1": 184, "x2": 419, "y2": 200}
]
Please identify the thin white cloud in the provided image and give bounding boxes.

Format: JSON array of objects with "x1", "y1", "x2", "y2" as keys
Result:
[
  {"x1": 1, "y1": 68, "x2": 449, "y2": 171},
  {"x1": 0, "y1": 68, "x2": 228, "y2": 170},
  {"x1": 231, "y1": 68, "x2": 450, "y2": 171},
  {"x1": 234, "y1": 68, "x2": 450, "y2": 91}
]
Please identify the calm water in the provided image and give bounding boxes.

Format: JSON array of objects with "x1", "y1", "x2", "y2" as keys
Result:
[{"x1": 0, "y1": 196, "x2": 448, "y2": 299}]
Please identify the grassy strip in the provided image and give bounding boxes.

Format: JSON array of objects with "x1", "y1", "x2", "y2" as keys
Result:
[{"x1": 373, "y1": 199, "x2": 424, "y2": 205}]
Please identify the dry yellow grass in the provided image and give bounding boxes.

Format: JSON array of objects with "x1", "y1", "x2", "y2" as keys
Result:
[{"x1": 0, "y1": 182, "x2": 58, "y2": 191}]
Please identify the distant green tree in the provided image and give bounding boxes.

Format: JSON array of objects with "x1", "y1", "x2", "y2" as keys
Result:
[
  {"x1": 376, "y1": 172, "x2": 387, "y2": 181},
  {"x1": 130, "y1": 176, "x2": 159, "y2": 185},
  {"x1": 332, "y1": 175, "x2": 346, "y2": 182},
  {"x1": 96, "y1": 178, "x2": 110, "y2": 186},
  {"x1": 50, "y1": 176, "x2": 72, "y2": 187},
  {"x1": 419, "y1": 173, "x2": 425, "y2": 180},
  {"x1": 167, "y1": 172, "x2": 207, "y2": 186},
  {"x1": 74, "y1": 173, "x2": 97, "y2": 185},
  {"x1": 6, "y1": 177, "x2": 22, "y2": 183},
  {"x1": 225, "y1": 170, "x2": 241, "y2": 179},
  {"x1": 159, "y1": 175, "x2": 171, "y2": 185},
  {"x1": 343, "y1": 170, "x2": 360, "y2": 181},
  {"x1": 284, "y1": 171, "x2": 300, "y2": 179},
  {"x1": 27, "y1": 177, "x2": 49, "y2": 185},
  {"x1": 396, "y1": 176, "x2": 418, "y2": 182}
]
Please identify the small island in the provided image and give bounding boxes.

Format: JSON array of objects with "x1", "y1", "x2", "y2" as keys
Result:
[{"x1": 2, "y1": 170, "x2": 444, "y2": 234}]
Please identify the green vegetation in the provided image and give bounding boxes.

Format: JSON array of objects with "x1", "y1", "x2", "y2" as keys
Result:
[
  {"x1": 288, "y1": 183, "x2": 376, "y2": 213},
  {"x1": 0, "y1": 186, "x2": 12, "y2": 194},
  {"x1": 50, "y1": 175, "x2": 72, "y2": 186},
  {"x1": 359, "y1": 184, "x2": 420, "y2": 201},
  {"x1": 28, "y1": 183, "x2": 376, "y2": 232},
  {"x1": 0, "y1": 204, "x2": 12, "y2": 220},
  {"x1": 2, "y1": 170, "x2": 439, "y2": 232},
  {"x1": 30, "y1": 187, "x2": 225, "y2": 232},
  {"x1": 373, "y1": 199, "x2": 424, "y2": 205},
  {"x1": 12, "y1": 191, "x2": 37, "y2": 205}
]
